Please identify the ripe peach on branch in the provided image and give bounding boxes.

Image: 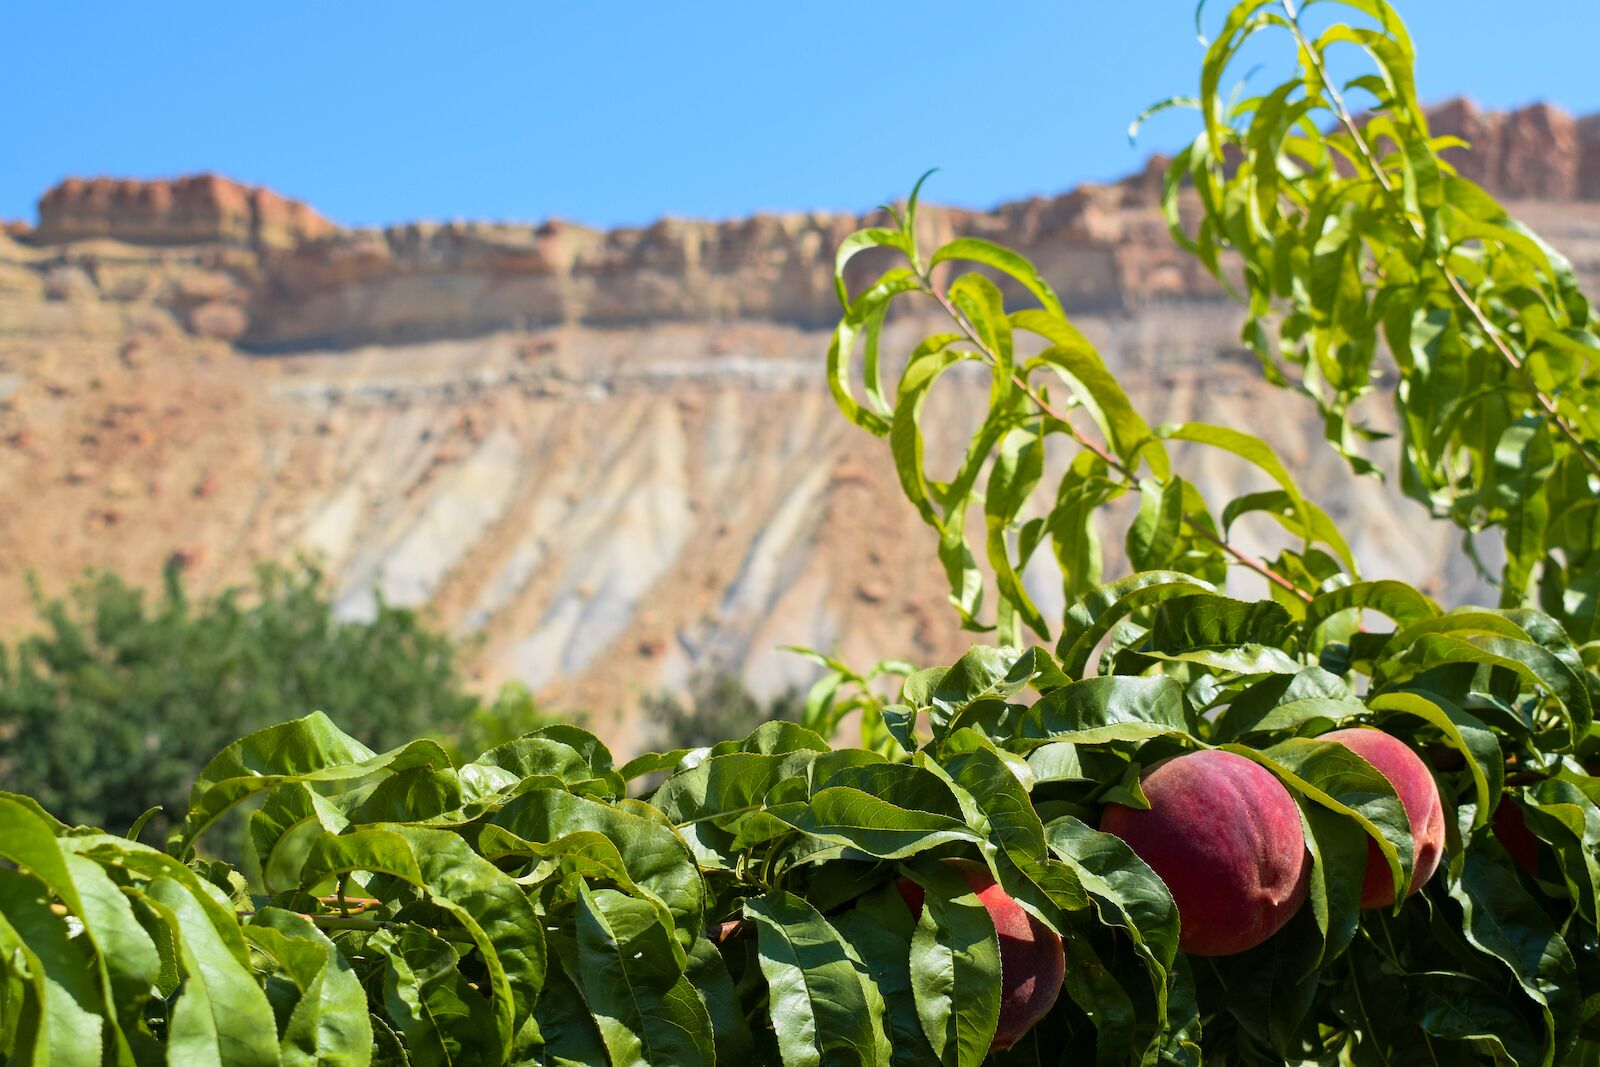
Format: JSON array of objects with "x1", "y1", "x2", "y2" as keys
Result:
[
  {"x1": 897, "y1": 858, "x2": 1065, "y2": 1051},
  {"x1": 1099, "y1": 749, "x2": 1310, "y2": 956},
  {"x1": 1320, "y1": 727, "x2": 1445, "y2": 908}
]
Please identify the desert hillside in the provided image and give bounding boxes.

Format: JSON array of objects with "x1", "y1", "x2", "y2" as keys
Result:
[{"x1": 3, "y1": 98, "x2": 1598, "y2": 752}]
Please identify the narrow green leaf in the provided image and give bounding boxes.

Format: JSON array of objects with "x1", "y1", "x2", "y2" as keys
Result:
[
  {"x1": 743, "y1": 890, "x2": 891, "y2": 1067},
  {"x1": 575, "y1": 883, "x2": 715, "y2": 1067},
  {"x1": 903, "y1": 859, "x2": 1001, "y2": 1066}
]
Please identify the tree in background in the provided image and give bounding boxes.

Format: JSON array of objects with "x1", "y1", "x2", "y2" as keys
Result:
[
  {"x1": 642, "y1": 669, "x2": 802, "y2": 752},
  {"x1": 0, "y1": 560, "x2": 479, "y2": 841}
]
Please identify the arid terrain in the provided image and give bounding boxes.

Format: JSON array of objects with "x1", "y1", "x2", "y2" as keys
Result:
[{"x1": 3, "y1": 99, "x2": 1598, "y2": 753}]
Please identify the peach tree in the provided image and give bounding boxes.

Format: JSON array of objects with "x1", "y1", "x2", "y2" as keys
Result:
[{"x1": 2, "y1": 1, "x2": 1597, "y2": 1064}]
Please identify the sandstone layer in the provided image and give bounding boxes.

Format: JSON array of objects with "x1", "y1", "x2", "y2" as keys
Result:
[{"x1": 3, "y1": 99, "x2": 1597, "y2": 755}]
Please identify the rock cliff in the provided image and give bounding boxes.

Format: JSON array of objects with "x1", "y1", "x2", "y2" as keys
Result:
[{"x1": 3, "y1": 99, "x2": 1597, "y2": 755}]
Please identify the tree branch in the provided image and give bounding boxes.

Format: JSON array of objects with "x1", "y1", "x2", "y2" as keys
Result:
[
  {"x1": 1285, "y1": 5, "x2": 1600, "y2": 480},
  {"x1": 922, "y1": 280, "x2": 1315, "y2": 602}
]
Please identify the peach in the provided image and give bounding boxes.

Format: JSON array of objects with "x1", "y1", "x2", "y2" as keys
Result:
[
  {"x1": 1320, "y1": 727, "x2": 1445, "y2": 908},
  {"x1": 897, "y1": 858, "x2": 1064, "y2": 1051},
  {"x1": 1493, "y1": 799, "x2": 1541, "y2": 875},
  {"x1": 1099, "y1": 749, "x2": 1310, "y2": 956}
]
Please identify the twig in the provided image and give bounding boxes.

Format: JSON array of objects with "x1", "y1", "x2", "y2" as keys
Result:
[
  {"x1": 923, "y1": 281, "x2": 1315, "y2": 601},
  {"x1": 1285, "y1": 6, "x2": 1600, "y2": 481}
]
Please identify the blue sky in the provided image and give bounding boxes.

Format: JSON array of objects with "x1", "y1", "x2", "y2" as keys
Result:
[{"x1": 3, "y1": 3, "x2": 1596, "y2": 230}]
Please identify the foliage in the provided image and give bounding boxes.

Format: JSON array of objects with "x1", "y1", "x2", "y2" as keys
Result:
[
  {"x1": 441, "y1": 682, "x2": 568, "y2": 767},
  {"x1": 1161, "y1": 0, "x2": 1600, "y2": 638},
  {"x1": 641, "y1": 670, "x2": 803, "y2": 753},
  {"x1": 0, "y1": 561, "x2": 479, "y2": 844},
  {"x1": 2, "y1": 1, "x2": 1599, "y2": 1064}
]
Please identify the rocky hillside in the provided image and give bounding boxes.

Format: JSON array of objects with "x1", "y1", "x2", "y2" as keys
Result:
[{"x1": 3, "y1": 99, "x2": 1597, "y2": 754}]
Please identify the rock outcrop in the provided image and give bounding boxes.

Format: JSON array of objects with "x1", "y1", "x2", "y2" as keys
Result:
[
  {"x1": 1430, "y1": 99, "x2": 1600, "y2": 201},
  {"x1": 15, "y1": 100, "x2": 1598, "y2": 352},
  {"x1": 3, "y1": 99, "x2": 1598, "y2": 756},
  {"x1": 34, "y1": 174, "x2": 333, "y2": 250}
]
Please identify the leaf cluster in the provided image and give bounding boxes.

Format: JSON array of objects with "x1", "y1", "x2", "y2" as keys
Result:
[{"x1": 1162, "y1": 0, "x2": 1600, "y2": 635}]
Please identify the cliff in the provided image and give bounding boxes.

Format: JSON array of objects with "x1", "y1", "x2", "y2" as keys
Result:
[
  {"x1": 34, "y1": 174, "x2": 334, "y2": 250},
  {"x1": 2, "y1": 99, "x2": 1597, "y2": 755},
  {"x1": 15, "y1": 100, "x2": 1595, "y2": 352}
]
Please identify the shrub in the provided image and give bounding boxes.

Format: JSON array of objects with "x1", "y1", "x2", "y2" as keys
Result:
[
  {"x1": 0, "y1": 560, "x2": 478, "y2": 842},
  {"x1": 641, "y1": 669, "x2": 803, "y2": 752}
]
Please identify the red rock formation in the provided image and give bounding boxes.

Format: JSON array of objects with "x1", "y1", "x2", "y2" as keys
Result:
[
  {"x1": 1430, "y1": 99, "x2": 1588, "y2": 200},
  {"x1": 16, "y1": 100, "x2": 1598, "y2": 351},
  {"x1": 34, "y1": 174, "x2": 332, "y2": 250}
]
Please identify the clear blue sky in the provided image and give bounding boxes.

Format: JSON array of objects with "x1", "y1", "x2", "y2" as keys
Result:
[{"x1": 3, "y1": 3, "x2": 1596, "y2": 231}]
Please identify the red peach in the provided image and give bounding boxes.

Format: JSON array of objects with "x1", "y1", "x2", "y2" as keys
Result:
[
  {"x1": 1099, "y1": 749, "x2": 1310, "y2": 956},
  {"x1": 1493, "y1": 799, "x2": 1541, "y2": 876},
  {"x1": 897, "y1": 858, "x2": 1064, "y2": 1051},
  {"x1": 1320, "y1": 727, "x2": 1445, "y2": 908}
]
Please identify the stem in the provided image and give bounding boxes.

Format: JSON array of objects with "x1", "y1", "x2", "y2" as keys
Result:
[
  {"x1": 924, "y1": 280, "x2": 1315, "y2": 601},
  {"x1": 1284, "y1": 5, "x2": 1600, "y2": 481},
  {"x1": 1346, "y1": 954, "x2": 1394, "y2": 1067}
]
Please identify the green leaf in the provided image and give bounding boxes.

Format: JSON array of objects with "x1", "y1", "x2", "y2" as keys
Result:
[
  {"x1": 684, "y1": 936, "x2": 756, "y2": 1064},
  {"x1": 1013, "y1": 310, "x2": 1168, "y2": 477},
  {"x1": 176, "y1": 713, "x2": 446, "y2": 855},
  {"x1": 251, "y1": 783, "x2": 351, "y2": 893},
  {"x1": 617, "y1": 749, "x2": 693, "y2": 783},
  {"x1": 491, "y1": 787, "x2": 704, "y2": 941},
  {"x1": 1301, "y1": 803, "x2": 1367, "y2": 967},
  {"x1": 0, "y1": 868, "x2": 107, "y2": 1067},
  {"x1": 834, "y1": 227, "x2": 911, "y2": 307},
  {"x1": 1379, "y1": 631, "x2": 1593, "y2": 748},
  {"x1": 1127, "y1": 478, "x2": 1185, "y2": 572},
  {"x1": 1221, "y1": 489, "x2": 1357, "y2": 574},
  {"x1": 743, "y1": 889, "x2": 892, "y2": 1067},
  {"x1": 1057, "y1": 572, "x2": 1216, "y2": 677},
  {"x1": 1410, "y1": 971, "x2": 1542, "y2": 1067},
  {"x1": 1045, "y1": 816, "x2": 1179, "y2": 973},
  {"x1": 301, "y1": 825, "x2": 544, "y2": 1054},
  {"x1": 371, "y1": 925, "x2": 501, "y2": 1067},
  {"x1": 461, "y1": 733, "x2": 620, "y2": 797},
  {"x1": 1525, "y1": 778, "x2": 1600, "y2": 928},
  {"x1": 930, "y1": 238, "x2": 1066, "y2": 318},
  {"x1": 902, "y1": 858, "x2": 1001, "y2": 1066},
  {"x1": 768, "y1": 785, "x2": 981, "y2": 859},
  {"x1": 1045, "y1": 816, "x2": 1179, "y2": 1049},
  {"x1": 142, "y1": 874, "x2": 281, "y2": 1067},
  {"x1": 924, "y1": 737, "x2": 1090, "y2": 927},
  {"x1": 575, "y1": 883, "x2": 715, "y2": 1067},
  {"x1": 1016, "y1": 675, "x2": 1192, "y2": 749},
  {"x1": 1369, "y1": 691, "x2": 1501, "y2": 829},
  {"x1": 245, "y1": 908, "x2": 372, "y2": 1067},
  {"x1": 832, "y1": 884, "x2": 940, "y2": 1066},
  {"x1": 1448, "y1": 850, "x2": 1580, "y2": 1060},
  {"x1": 1210, "y1": 667, "x2": 1362, "y2": 742},
  {"x1": 1212, "y1": 905, "x2": 1324, "y2": 1056},
  {"x1": 532, "y1": 959, "x2": 609, "y2": 1067},
  {"x1": 828, "y1": 270, "x2": 922, "y2": 435},
  {"x1": 61, "y1": 851, "x2": 161, "y2": 1033},
  {"x1": 1302, "y1": 580, "x2": 1440, "y2": 635},
  {"x1": 1230, "y1": 738, "x2": 1412, "y2": 904},
  {"x1": 1158, "y1": 422, "x2": 1315, "y2": 549}
]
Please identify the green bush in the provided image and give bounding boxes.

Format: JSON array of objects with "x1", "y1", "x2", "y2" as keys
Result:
[
  {"x1": 0, "y1": 561, "x2": 479, "y2": 842},
  {"x1": 642, "y1": 670, "x2": 803, "y2": 752},
  {"x1": 2, "y1": 2, "x2": 1598, "y2": 1064}
]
